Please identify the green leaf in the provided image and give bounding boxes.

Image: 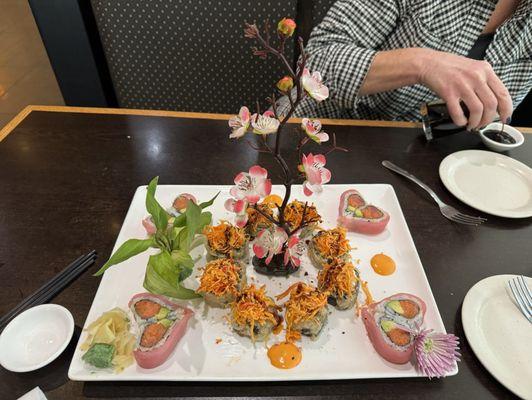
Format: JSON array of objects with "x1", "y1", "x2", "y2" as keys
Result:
[
  {"x1": 146, "y1": 177, "x2": 169, "y2": 232},
  {"x1": 94, "y1": 237, "x2": 155, "y2": 276},
  {"x1": 184, "y1": 201, "x2": 202, "y2": 252},
  {"x1": 198, "y1": 192, "x2": 220, "y2": 209},
  {"x1": 143, "y1": 251, "x2": 200, "y2": 299}
]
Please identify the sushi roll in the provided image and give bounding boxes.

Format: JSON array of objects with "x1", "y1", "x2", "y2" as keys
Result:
[
  {"x1": 245, "y1": 203, "x2": 276, "y2": 239},
  {"x1": 230, "y1": 284, "x2": 282, "y2": 342},
  {"x1": 203, "y1": 221, "x2": 249, "y2": 262},
  {"x1": 129, "y1": 293, "x2": 194, "y2": 369},
  {"x1": 337, "y1": 189, "x2": 390, "y2": 235},
  {"x1": 283, "y1": 200, "x2": 322, "y2": 237},
  {"x1": 308, "y1": 227, "x2": 351, "y2": 269},
  {"x1": 168, "y1": 193, "x2": 197, "y2": 216},
  {"x1": 317, "y1": 259, "x2": 360, "y2": 310},
  {"x1": 197, "y1": 258, "x2": 247, "y2": 308},
  {"x1": 277, "y1": 282, "x2": 328, "y2": 341},
  {"x1": 361, "y1": 293, "x2": 426, "y2": 364}
]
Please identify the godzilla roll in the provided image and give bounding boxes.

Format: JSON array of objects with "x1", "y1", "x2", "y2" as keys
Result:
[
  {"x1": 308, "y1": 227, "x2": 351, "y2": 269},
  {"x1": 129, "y1": 293, "x2": 193, "y2": 369},
  {"x1": 361, "y1": 293, "x2": 426, "y2": 364},
  {"x1": 197, "y1": 258, "x2": 246, "y2": 308},
  {"x1": 317, "y1": 259, "x2": 360, "y2": 310},
  {"x1": 245, "y1": 203, "x2": 276, "y2": 239},
  {"x1": 230, "y1": 284, "x2": 282, "y2": 342},
  {"x1": 203, "y1": 221, "x2": 249, "y2": 262}
]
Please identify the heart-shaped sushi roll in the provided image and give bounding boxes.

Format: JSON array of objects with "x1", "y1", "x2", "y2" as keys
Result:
[
  {"x1": 277, "y1": 282, "x2": 328, "y2": 341},
  {"x1": 361, "y1": 293, "x2": 426, "y2": 364},
  {"x1": 129, "y1": 293, "x2": 193, "y2": 369},
  {"x1": 230, "y1": 284, "x2": 282, "y2": 342},
  {"x1": 317, "y1": 259, "x2": 360, "y2": 310},
  {"x1": 203, "y1": 221, "x2": 249, "y2": 262},
  {"x1": 308, "y1": 227, "x2": 351, "y2": 269},
  {"x1": 197, "y1": 258, "x2": 247, "y2": 308},
  {"x1": 337, "y1": 189, "x2": 390, "y2": 235}
]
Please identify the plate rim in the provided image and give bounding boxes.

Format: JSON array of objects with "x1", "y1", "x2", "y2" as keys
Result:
[
  {"x1": 439, "y1": 149, "x2": 532, "y2": 219},
  {"x1": 461, "y1": 274, "x2": 532, "y2": 400}
]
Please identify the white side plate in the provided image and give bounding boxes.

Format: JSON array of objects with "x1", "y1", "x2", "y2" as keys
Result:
[
  {"x1": 439, "y1": 150, "x2": 532, "y2": 218},
  {"x1": 462, "y1": 275, "x2": 532, "y2": 400},
  {"x1": 68, "y1": 184, "x2": 455, "y2": 381}
]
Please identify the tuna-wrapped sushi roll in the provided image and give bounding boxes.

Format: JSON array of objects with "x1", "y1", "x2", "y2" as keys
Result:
[
  {"x1": 361, "y1": 293, "x2": 426, "y2": 364},
  {"x1": 283, "y1": 200, "x2": 322, "y2": 237},
  {"x1": 129, "y1": 293, "x2": 193, "y2": 369},
  {"x1": 277, "y1": 282, "x2": 328, "y2": 341},
  {"x1": 203, "y1": 221, "x2": 249, "y2": 262},
  {"x1": 197, "y1": 258, "x2": 246, "y2": 308},
  {"x1": 308, "y1": 227, "x2": 351, "y2": 269},
  {"x1": 230, "y1": 284, "x2": 282, "y2": 342},
  {"x1": 317, "y1": 259, "x2": 360, "y2": 310},
  {"x1": 245, "y1": 203, "x2": 276, "y2": 239},
  {"x1": 337, "y1": 189, "x2": 390, "y2": 235}
]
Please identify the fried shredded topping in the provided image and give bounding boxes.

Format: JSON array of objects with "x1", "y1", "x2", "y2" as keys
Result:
[
  {"x1": 204, "y1": 221, "x2": 247, "y2": 256},
  {"x1": 318, "y1": 258, "x2": 357, "y2": 298},
  {"x1": 246, "y1": 203, "x2": 275, "y2": 233},
  {"x1": 276, "y1": 282, "x2": 327, "y2": 342},
  {"x1": 283, "y1": 200, "x2": 322, "y2": 231},
  {"x1": 231, "y1": 284, "x2": 281, "y2": 342},
  {"x1": 197, "y1": 259, "x2": 242, "y2": 296},
  {"x1": 312, "y1": 227, "x2": 351, "y2": 258}
]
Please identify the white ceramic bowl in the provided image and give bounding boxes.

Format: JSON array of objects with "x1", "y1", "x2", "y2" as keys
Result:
[
  {"x1": 0, "y1": 304, "x2": 74, "y2": 372},
  {"x1": 479, "y1": 123, "x2": 524, "y2": 152}
]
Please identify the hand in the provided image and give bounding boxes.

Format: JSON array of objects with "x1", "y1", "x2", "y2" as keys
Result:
[{"x1": 418, "y1": 49, "x2": 513, "y2": 130}]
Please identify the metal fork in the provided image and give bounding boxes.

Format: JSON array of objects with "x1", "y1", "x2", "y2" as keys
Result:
[
  {"x1": 508, "y1": 276, "x2": 532, "y2": 323},
  {"x1": 382, "y1": 160, "x2": 487, "y2": 225}
]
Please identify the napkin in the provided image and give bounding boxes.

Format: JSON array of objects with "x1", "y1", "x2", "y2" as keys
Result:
[{"x1": 17, "y1": 387, "x2": 47, "y2": 400}]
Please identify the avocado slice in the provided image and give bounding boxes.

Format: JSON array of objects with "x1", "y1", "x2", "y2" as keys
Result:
[
  {"x1": 380, "y1": 319, "x2": 396, "y2": 333},
  {"x1": 82, "y1": 343, "x2": 115, "y2": 369},
  {"x1": 159, "y1": 318, "x2": 173, "y2": 329},
  {"x1": 386, "y1": 300, "x2": 404, "y2": 315},
  {"x1": 155, "y1": 306, "x2": 170, "y2": 320}
]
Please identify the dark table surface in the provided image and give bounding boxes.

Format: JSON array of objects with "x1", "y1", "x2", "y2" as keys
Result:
[{"x1": 0, "y1": 108, "x2": 531, "y2": 399}]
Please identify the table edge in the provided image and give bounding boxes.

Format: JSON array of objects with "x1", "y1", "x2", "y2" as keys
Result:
[{"x1": 1, "y1": 105, "x2": 531, "y2": 142}]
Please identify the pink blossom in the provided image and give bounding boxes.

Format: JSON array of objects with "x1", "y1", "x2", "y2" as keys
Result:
[
  {"x1": 301, "y1": 118, "x2": 329, "y2": 143},
  {"x1": 253, "y1": 227, "x2": 288, "y2": 264},
  {"x1": 251, "y1": 111, "x2": 280, "y2": 135},
  {"x1": 224, "y1": 198, "x2": 249, "y2": 228},
  {"x1": 301, "y1": 68, "x2": 329, "y2": 102},
  {"x1": 301, "y1": 153, "x2": 332, "y2": 196},
  {"x1": 283, "y1": 233, "x2": 305, "y2": 267},
  {"x1": 277, "y1": 18, "x2": 296, "y2": 37},
  {"x1": 414, "y1": 329, "x2": 460, "y2": 379},
  {"x1": 230, "y1": 165, "x2": 272, "y2": 204},
  {"x1": 229, "y1": 106, "x2": 251, "y2": 139}
]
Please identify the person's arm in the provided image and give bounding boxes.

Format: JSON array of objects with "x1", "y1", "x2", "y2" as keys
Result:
[{"x1": 306, "y1": 0, "x2": 512, "y2": 129}]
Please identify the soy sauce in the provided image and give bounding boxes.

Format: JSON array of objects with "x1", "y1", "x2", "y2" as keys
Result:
[{"x1": 482, "y1": 130, "x2": 516, "y2": 144}]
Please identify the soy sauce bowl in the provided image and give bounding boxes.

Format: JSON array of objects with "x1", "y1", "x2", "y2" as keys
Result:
[{"x1": 479, "y1": 122, "x2": 524, "y2": 152}]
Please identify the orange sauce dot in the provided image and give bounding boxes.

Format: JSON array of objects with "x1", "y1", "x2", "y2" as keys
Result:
[
  {"x1": 370, "y1": 253, "x2": 396, "y2": 276},
  {"x1": 267, "y1": 342, "x2": 302, "y2": 369}
]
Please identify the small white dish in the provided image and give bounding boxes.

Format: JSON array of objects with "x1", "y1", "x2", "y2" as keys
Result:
[
  {"x1": 0, "y1": 304, "x2": 74, "y2": 372},
  {"x1": 479, "y1": 123, "x2": 524, "y2": 152},
  {"x1": 439, "y1": 150, "x2": 532, "y2": 218},
  {"x1": 462, "y1": 275, "x2": 532, "y2": 400}
]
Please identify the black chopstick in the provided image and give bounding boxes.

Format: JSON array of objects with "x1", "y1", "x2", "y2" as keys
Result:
[{"x1": 0, "y1": 251, "x2": 97, "y2": 331}]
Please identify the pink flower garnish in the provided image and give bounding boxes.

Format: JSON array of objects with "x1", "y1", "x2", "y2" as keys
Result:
[
  {"x1": 301, "y1": 68, "x2": 329, "y2": 102},
  {"x1": 301, "y1": 118, "x2": 329, "y2": 143},
  {"x1": 414, "y1": 329, "x2": 460, "y2": 379},
  {"x1": 142, "y1": 216, "x2": 157, "y2": 236},
  {"x1": 229, "y1": 106, "x2": 251, "y2": 139},
  {"x1": 301, "y1": 153, "x2": 331, "y2": 196},
  {"x1": 224, "y1": 198, "x2": 249, "y2": 228},
  {"x1": 283, "y1": 233, "x2": 305, "y2": 267},
  {"x1": 230, "y1": 165, "x2": 272, "y2": 204},
  {"x1": 253, "y1": 227, "x2": 288, "y2": 264},
  {"x1": 172, "y1": 193, "x2": 197, "y2": 214},
  {"x1": 251, "y1": 111, "x2": 280, "y2": 135}
]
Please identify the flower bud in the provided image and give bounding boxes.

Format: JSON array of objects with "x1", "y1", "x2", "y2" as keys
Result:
[
  {"x1": 277, "y1": 18, "x2": 296, "y2": 37},
  {"x1": 276, "y1": 76, "x2": 294, "y2": 92}
]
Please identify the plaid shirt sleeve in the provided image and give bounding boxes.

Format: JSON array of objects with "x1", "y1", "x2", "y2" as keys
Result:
[{"x1": 304, "y1": 0, "x2": 403, "y2": 110}]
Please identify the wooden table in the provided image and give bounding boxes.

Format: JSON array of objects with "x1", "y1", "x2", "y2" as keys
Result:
[{"x1": 1, "y1": 106, "x2": 531, "y2": 399}]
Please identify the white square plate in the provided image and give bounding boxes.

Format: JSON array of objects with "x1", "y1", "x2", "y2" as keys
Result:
[{"x1": 68, "y1": 184, "x2": 456, "y2": 381}]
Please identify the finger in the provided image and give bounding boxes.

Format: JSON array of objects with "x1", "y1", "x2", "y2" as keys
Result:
[
  {"x1": 486, "y1": 70, "x2": 513, "y2": 123},
  {"x1": 461, "y1": 91, "x2": 483, "y2": 131},
  {"x1": 445, "y1": 96, "x2": 468, "y2": 127},
  {"x1": 475, "y1": 83, "x2": 498, "y2": 129}
]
